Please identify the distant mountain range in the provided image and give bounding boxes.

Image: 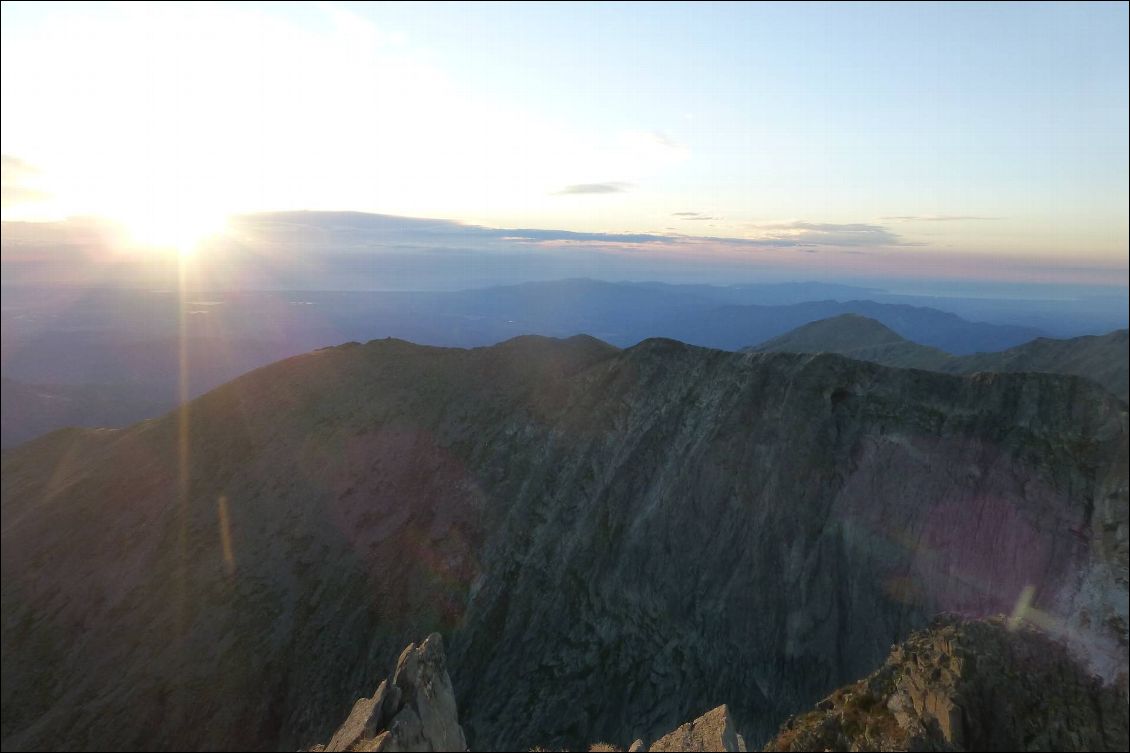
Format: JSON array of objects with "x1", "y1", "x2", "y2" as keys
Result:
[
  {"x1": 754, "y1": 314, "x2": 1128, "y2": 401},
  {"x1": 5, "y1": 212, "x2": 1125, "y2": 340},
  {"x1": 2, "y1": 279, "x2": 1123, "y2": 447},
  {"x1": 652, "y1": 296, "x2": 1042, "y2": 354}
]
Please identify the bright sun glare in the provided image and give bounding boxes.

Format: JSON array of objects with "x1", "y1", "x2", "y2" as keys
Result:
[{"x1": 123, "y1": 208, "x2": 228, "y2": 256}]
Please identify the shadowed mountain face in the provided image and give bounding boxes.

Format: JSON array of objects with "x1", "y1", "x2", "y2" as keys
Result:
[
  {"x1": 756, "y1": 315, "x2": 1129, "y2": 402},
  {"x1": 2, "y1": 336, "x2": 1126, "y2": 751}
]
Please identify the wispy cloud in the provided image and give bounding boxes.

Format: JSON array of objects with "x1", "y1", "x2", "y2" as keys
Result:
[
  {"x1": 672, "y1": 211, "x2": 720, "y2": 221},
  {"x1": 640, "y1": 130, "x2": 679, "y2": 149},
  {"x1": 502, "y1": 228, "x2": 671, "y2": 244},
  {"x1": 881, "y1": 215, "x2": 1001, "y2": 221},
  {"x1": 745, "y1": 221, "x2": 903, "y2": 247},
  {"x1": 554, "y1": 182, "x2": 633, "y2": 195},
  {"x1": 1, "y1": 155, "x2": 37, "y2": 178},
  {"x1": 234, "y1": 212, "x2": 904, "y2": 252},
  {"x1": 5, "y1": 211, "x2": 1125, "y2": 289},
  {"x1": 1, "y1": 155, "x2": 50, "y2": 208}
]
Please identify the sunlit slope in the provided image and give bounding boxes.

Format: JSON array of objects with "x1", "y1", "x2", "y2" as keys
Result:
[{"x1": 2, "y1": 335, "x2": 1126, "y2": 751}]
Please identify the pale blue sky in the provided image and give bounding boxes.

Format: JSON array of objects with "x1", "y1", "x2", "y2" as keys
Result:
[
  {"x1": 1, "y1": 1, "x2": 1127, "y2": 283},
  {"x1": 333, "y1": 2, "x2": 1129, "y2": 225}
]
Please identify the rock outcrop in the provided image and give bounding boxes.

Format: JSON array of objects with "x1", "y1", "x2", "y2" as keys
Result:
[
  {"x1": 648, "y1": 705, "x2": 747, "y2": 752},
  {"x1": 2, "y1": 335, "x2": 1127, "y2": 751},
  {"x1": 317, "y1": 633, "x2": 466, "y2": 752},
  {"x1": 763, "y1": 615, "x2": 1130, "y2": 752}
]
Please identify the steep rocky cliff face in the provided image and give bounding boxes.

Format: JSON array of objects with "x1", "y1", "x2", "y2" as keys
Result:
[
  {"x1": 763, "y1": 615, "x2": 1129, "y2": 752},
  {"x1": 2, "y1": 335, "x2": 1126, "y2": 751}
]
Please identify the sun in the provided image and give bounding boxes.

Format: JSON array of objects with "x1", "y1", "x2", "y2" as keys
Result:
[{"x1": 122, "y1": 207, "x2": 229, "y2": 256}]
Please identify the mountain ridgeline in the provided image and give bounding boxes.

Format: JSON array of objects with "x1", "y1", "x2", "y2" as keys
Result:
[
  {"x1": 4, "y1": 279, "x2": 1121, "y2": 448},
  {"x1": 2, "y1": 335, "x2": 1127, "y2": 751},
  {"x1": 754, "y1": 315, "x2": 1129, "y2": 402}
]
